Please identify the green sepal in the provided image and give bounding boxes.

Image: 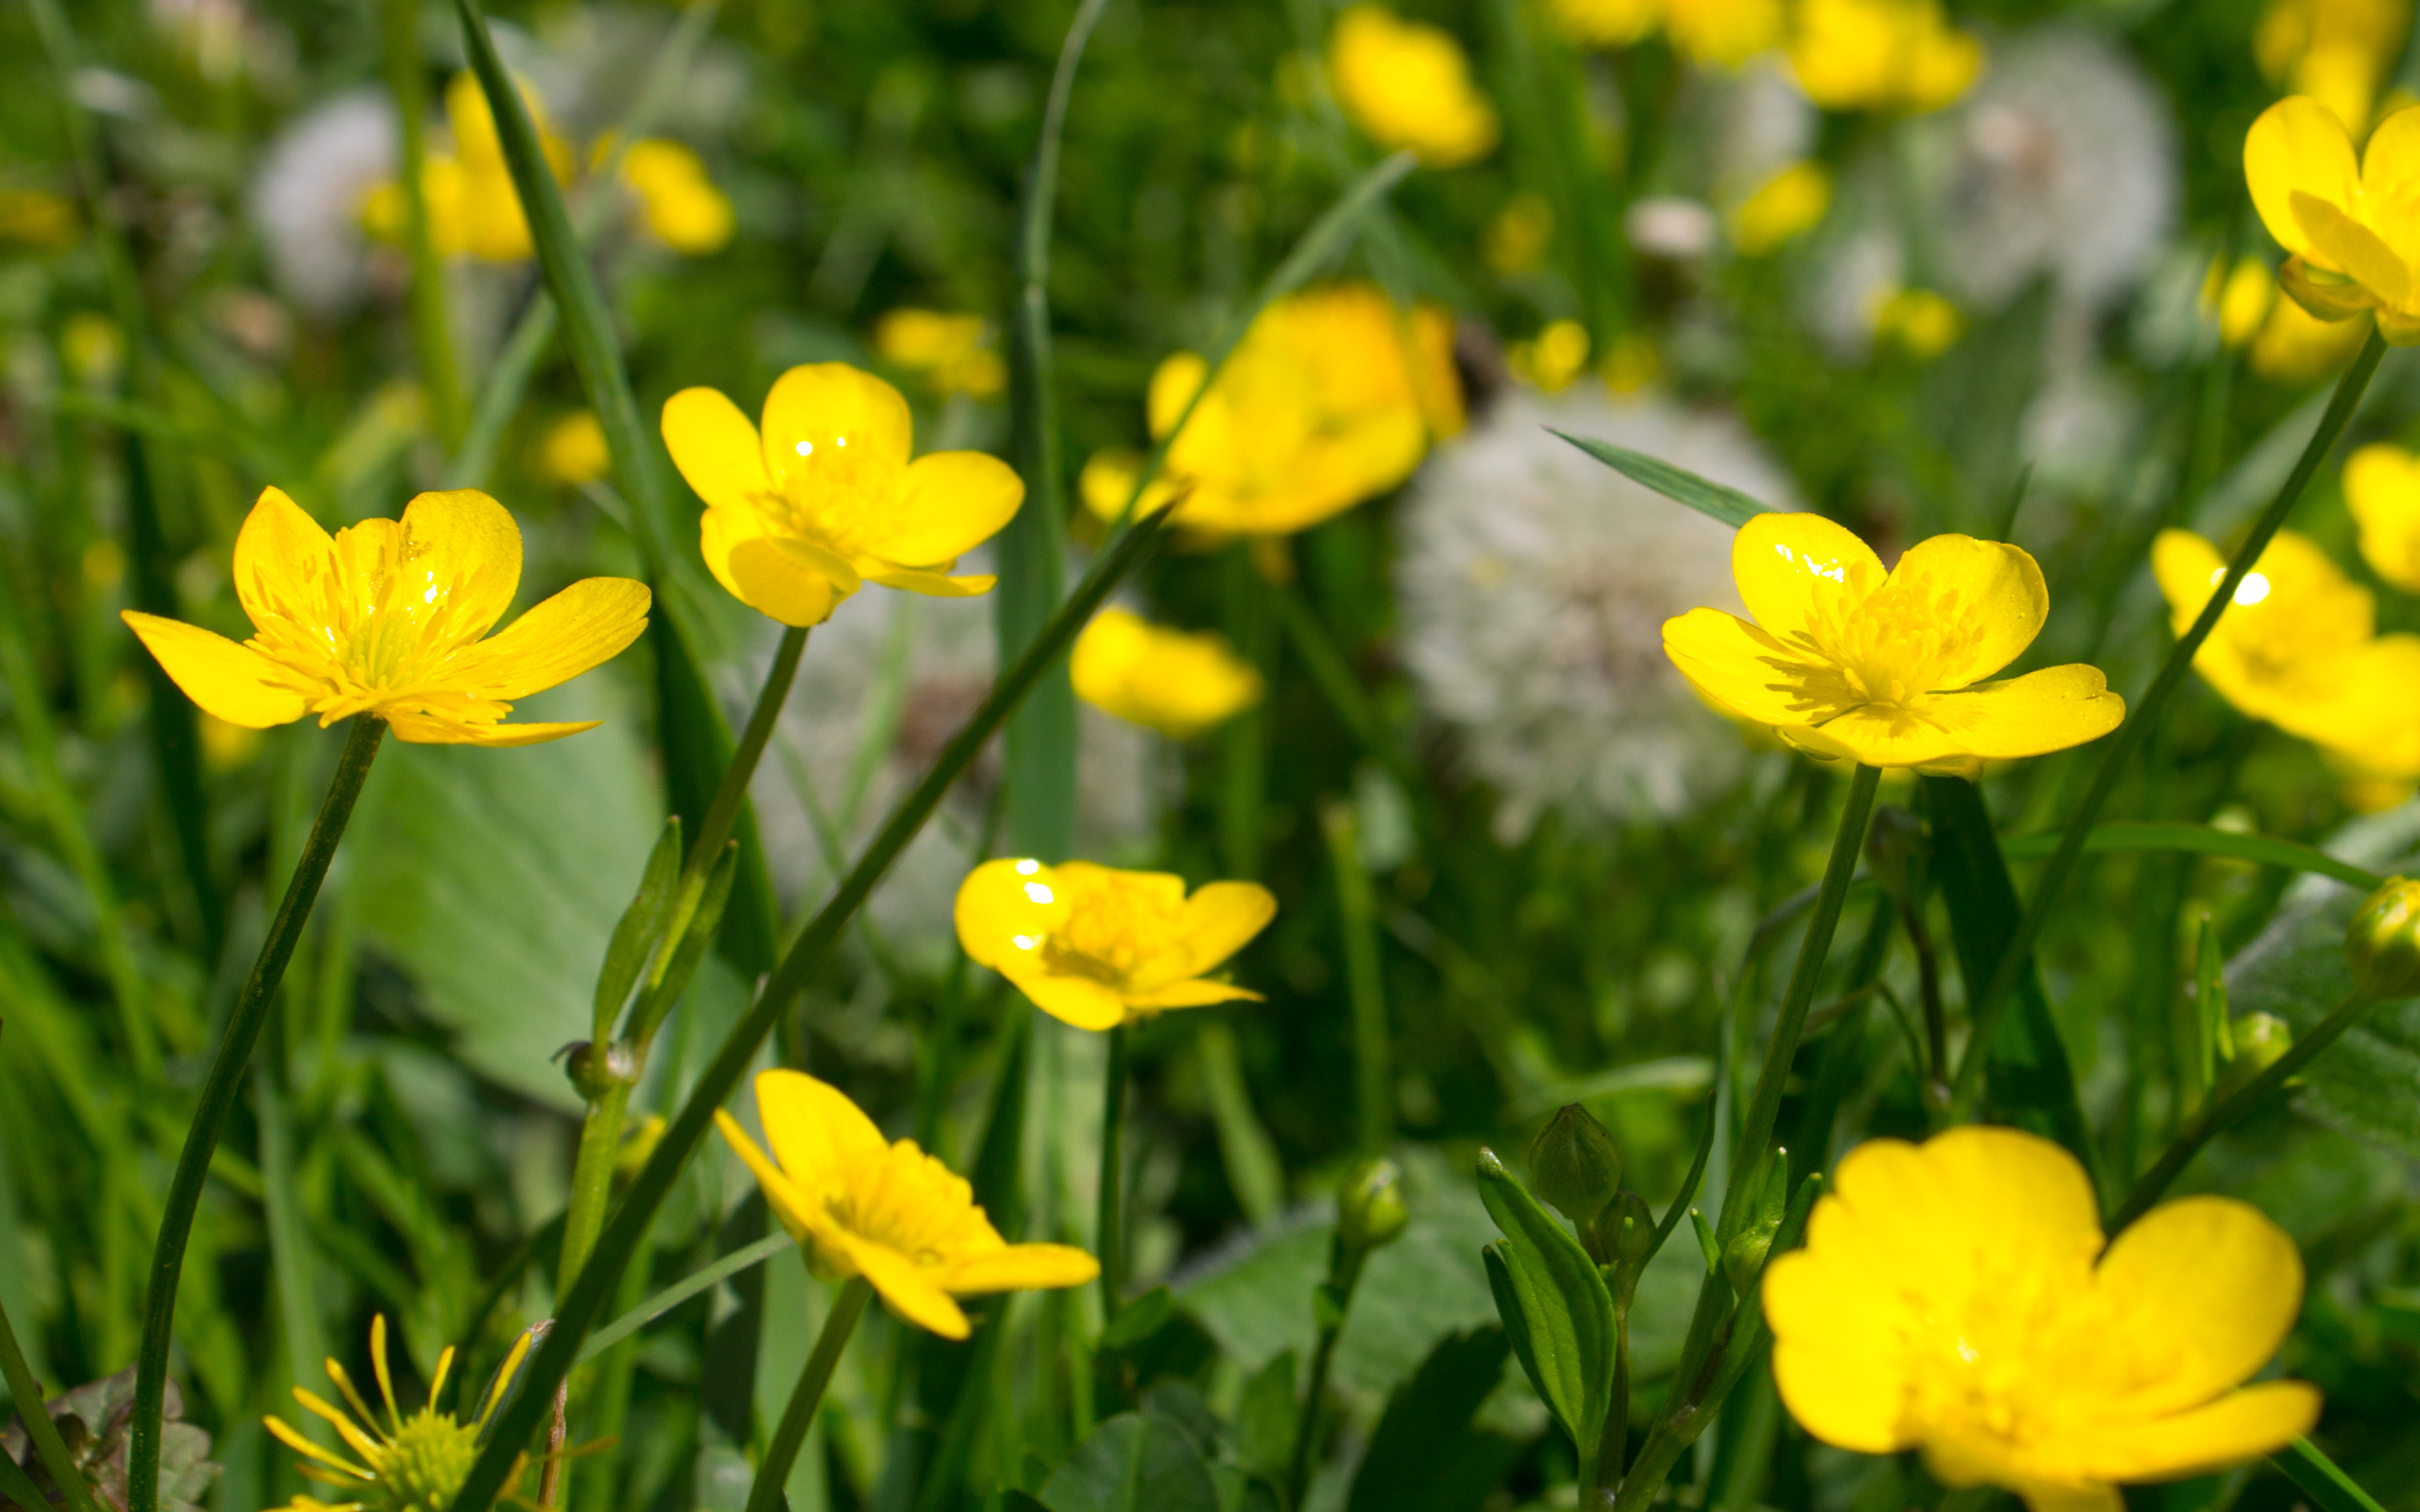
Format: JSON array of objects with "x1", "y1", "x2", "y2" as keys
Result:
[
  {"x1": 593, "y1": 816, "x2": 682, "y2": 1041},
  {"x1": 1474, "y1": 1148, "x2": 1612, "y2": 1452},
  {"x1": 1690, "y1": 1208, "x2": 1719, "y2": 1275}
]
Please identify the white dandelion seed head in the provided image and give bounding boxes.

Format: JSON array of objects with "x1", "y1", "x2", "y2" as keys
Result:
[
  {"x1": 1397, "y1": 383, "x2": 1797, "y2": 843},
  {"x1": 249, "y1": 92, "x2": 396, "y2": 316}
]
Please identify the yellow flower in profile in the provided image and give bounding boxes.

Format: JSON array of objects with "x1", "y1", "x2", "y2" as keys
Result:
[
  {"x1": 1071, "y1": 609, "x2": 1265, "y2": 739},
  {"x1": 1765, "y1": 1126, "x2": 2318, "y2": 1512},
  {"x1": 955, "y1": 859, "x2": 1276, "y2": 1031},
  {"x1": 2344, "y1": 442, "x2": 2420, "y2": 587},
  {"x1": 1082, "y1": 284, "x2": 1462, "y2": 540},
  {"x1": 1872, "y1": 286, "x2": 1964, "y2": 358},
  {"x1": 1728, "y1": 160, "x2": 1833, "y2": 255},
  {"x1": 364, "y1": 73, "x2": 574, "y2": 263},
  {"x1": 660, "y1": 364, "x2": 1024, "y2": 627},
  {"x1": 2245, "y1": 97, "x2": 2420, "y2": 342},
  {"x1": 1549, "y1": 0, "x2": 1659, "y2": 48},
  {"x1": 1663, "y1": 0, "x2": 1785, "y2": 66},
  {"x1": 1661, "y1": 512, "x2": 2124, "y2": 772},
  {"x1": 1328, "y1": 5, "x2": 1500, "y2": 168},
  {"x1": 2152, "y1": 528, "x2": 2420, "y2": 775},
  {"x1": 874, "y1": 309, "x2": 1007, "y2": 399},
  {"x1": 2255, "y1": 0, "x2": 2409, "y2": 132},
  {"x1": 1787, "y1": 0, "x2": 1982, "y2": 113},
  {"x1": 716, "y1": 1071, "x2": 1097, "y2": 1339},
  {"x1": 123, "y1": 488, "x2": 650, "y2": 746},
  {"x1": 536, "y1": 410, "x2": 611, "y2": 487},
  {"x1": 618, "y1": 138, "x2": 734, "y2": 255},
  {"x1": 264, "y1": 1315, "x2": 535, "y2": 1512}
]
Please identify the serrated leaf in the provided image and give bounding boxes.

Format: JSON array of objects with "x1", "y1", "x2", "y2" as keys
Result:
[
  {"x1": 1473, "y1": 1150, "x2": 1611, "y2": 1450},
  {"x1": 1549, "y1": 430, "x2": 1766, "y2": 529},
  {"x1": 1038, "y1": 1413, "x2": 1218, "y2": 1512},
  {"x1": 593, "y1": 816, "x2": 682, "y2": 1040}
]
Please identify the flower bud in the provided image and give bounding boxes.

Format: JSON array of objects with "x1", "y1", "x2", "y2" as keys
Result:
[
  {"x1": 564, "y1": 1039, "x2": 638, "y2": 1100},
  {"x1": 2345, "y1": 877, "x2": 2420, "y2": 999},
  {"x1": 2215, "y1": 1012, "x2": 2294, "y2": 1100},
  {"x1": 1602, "y1": 1189, "x2": 1658, "y2": 1299},
  {"x1": 1528, "y1": 1104, "x2": 1624, "y2": 1226},
  {"x1": 1720, "y1": 1146, "x2": 1791, "y2": 1295},
  {"x1": 1338, "y1": 1158, "x2": 1409, "y2": 1255},
  {"x1": 1865, "y1": 805, "x2": 1929, "y2": 903}
]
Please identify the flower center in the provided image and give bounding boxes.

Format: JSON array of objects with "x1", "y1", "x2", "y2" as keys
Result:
[
  {"x1": 1043, "y1": 880, "x2": 1191, "y2": 987},
  {"x1": 365, "y1": 1410, "x2": 481, "y2": 1512},
  {"x1": 760, "y1": 432, "x2": 906, "y2": 559}
]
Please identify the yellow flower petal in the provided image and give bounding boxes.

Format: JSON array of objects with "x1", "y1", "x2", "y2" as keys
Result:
[
  {"x1": 396, "y1": 489, "x2": 523, "y2": 654},
  {"x1": 1881, "y1": 533, "x2": 2048, "y2": 685},
  {"x1": 1660, "y1": 606, "x2": 1818, "y2": 728},
  {"x1": 728, "y1": 537, "x2": 848, "y2": 626},
  {"x1": 1730, "y1": 512, "x2": 1886, "y2": 654},
  {"x1": 839, "y1": 1231, "x2": 971, "y2": 1339},
  {"x1": 700, "y1": 504, "x2": 768, "y2": 606},
  {"x1": 1764, "y1": 1248, "x2": 1912, "y2": 1452},
  {"x1": 760, "y1": 362, "x2": 913, "y2": 496},
  {"x1": 2088, "y1": 1196, "x2": 2304, "y2": 1417},
  {"x1": 2292, "y1": 191, "x2": 2412, "y2": 305},
  {"x1": 2344, "y1": 442, "x2": 2420, "y2": 589},
  {"x1": 1175, "y1": 880, "x2": 1278, "y2": 977},
  {"x1": 879, "y1": 450, "x2": 1024, "y2": 565},
  {"x1": 1122, "y1": 978, "x2": 1266, "y2": 1010},
  {"x1": 1145, "y1": 353, "x2": 1212, "y2": 440},
  {"x1": 2247, "y1": 97, "x2": 2360, "y2": 262},
  {"x1": 121, "y1": 612, "x2": 307, "y2": 728},
  {"x1": 1832, "y1": 1127, "x2": 2104, "y2": 1291},
  {"x1": 384, "y1": 715, "x2": 603, "y2": 748},
  {"x1": 711, "y1": 1109, "x2": 815, "y2": 1243},
  {"x1": 2071, "y1": 1381, "x2": 2319, "y2": 1481},
  {"x1": 753, "y1": 1069, "x2": 890, "y2": 1204},
  {"x1": 663, "y1": 386, "x2": 772, "y2": 514},
  {"x1": 953, "y1": 858, "x2": 1072, "y2": 972},
  {"x1": 1911, "y1": 664, "x2": 2126, "y2": 761},
  {"x1": 232, "y1": 486, "x2": 336, "y2": 633},
  {"x1": 1010, "y1": 970, "x2": 1134, "y2": 1031},
  {"x1": 858, "y1": 564, "x2": 998, "y2": 597},
  {"x1": 2360, "y1": 100, "x2": 2420, "y2": 207},
  {"x1": 445, "y1": 577, "x2": 652, "y2": 701},
  {"x1": 944, "y1": 1242, "x2": 1100, "y2": 1295}
]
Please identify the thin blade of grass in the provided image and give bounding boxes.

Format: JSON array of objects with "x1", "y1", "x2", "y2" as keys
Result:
[
  {"x1": 1550, "y1": 431, "x2": 1766, "y2": 529},
  {"x1": 1997, "y1": 822, "x2": 2382, "y2": 891}
]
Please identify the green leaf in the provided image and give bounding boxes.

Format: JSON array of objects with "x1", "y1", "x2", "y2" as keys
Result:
[
  {"x1": 1234, "y1": 1352, "x2": 1297, "y2": 1483},
  {"x1": 1473, "y1": 1150, "x2": 1612, "y2": 1450},
  {"x1": 1997, "y1": 822, "x2": 2384, "y2": 891},
  {"x1": 594, "y1": 818, "x2": 682, "y2": 1041},
  {"x1": 1346, "y1": 1327, "x2": 1520, "y2": 1512},
  {"x1": 577, "y1": 1234, "x2": 792, "y2": 1365},
  {"x1": 1481, "y1": 1247, "x2": 1545, "y2": 1405},
  {"x1": 1038, "y1": 1414, "x2": 1219, "y2": 1512},
  {"x1": 2274, "y1": 1438, "x2": 2389, "y2": 1512},
  {"x1": 1549, "y1": 431, "x2": 1766, "y2": 529}
]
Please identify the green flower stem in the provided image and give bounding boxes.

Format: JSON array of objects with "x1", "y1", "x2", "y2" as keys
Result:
[
  {"x1": 1950, "y1": 326, "x2": 2388, "y2": 1113},
  {"x1": 1097, "y1": 1024, "x2": 1129, "y2": 1320},
  {"x1": 378, "y1": 0, "x2": 465, "y2": 449},
  {"x1": 1321, "y1": 800, "x2": 1393, "y2": 1158},
  {"x1": 1284, "y1": 1245, "x2": 1372, "y2": 1512},
  {"x1": 1713, "y1": 764, "x2": 1880, "y2": 1238},
  {"x1": 744, "y1": 1277, "x2": 871, "y2": 1512},
  {"x1": 2109, "y1": 986, "x2": 2378, "y2": 1231},
  {"x1": 129, "y1": 716, "x2": 387, "y2": 1512},
  {"x1": 0, "y1": 1279, "x2": 103, "y2": 1512}
]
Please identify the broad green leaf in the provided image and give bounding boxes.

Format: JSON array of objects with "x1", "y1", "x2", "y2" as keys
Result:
[
  {"x1": 1474, "y1": 1149, "x2": 1612, "y2": 1449},
  {"x1": 1346, "y1": 1327, "x2": 1519, "y2": 1512},
  {"x1": 1997, "y1": 822, "x2": 2383, "y2": 891},
  {"x1": 1549, "y1": 431, "x2": 1765, "y2": 529},
  {"x1": 1038, "y1": 1413, "x2": 1218, "y2": 1512}
]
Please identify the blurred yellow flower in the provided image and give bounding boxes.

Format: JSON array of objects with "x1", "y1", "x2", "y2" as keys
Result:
[
  {"x1": 2250, "y1": 291, "x2": 2371, "y2": 380},
  {"x1": 537, "y1": 409, "x2": 611, "y2": 487},
  {"x1": 1485, "y1": 192, "x2": 1555, "y2": 276},
  {"x1": 1082, "y1": 284, "x2": 1461, "y2": 539},
  {"x1": 1872, "y1": 286, "x2": 1964, "y2": 357},
  {"x1": 1662, "y1": 512, "x2": 2124, "y2": 772},
  {"x1": 60, "y1": 312, "x2": 124, "y2": 386},
  {"x1": 1663, "y1": 0, "x2": 1785, "y2": 66},
  {"x1": 1328, "y1": 4, "x2": 1501, "y2": 167},
  {"x1": 1549, "y1": 0, "x2": 1660, "y2": 48},
  {"x1": 2153, "y1": 527, "x2": 2420, "y2": 775},
  {"x1": 2246, "y1": 96, "x2": 2420, "y2": 342},
  {"x1": 1599, "y1": 331, "x2": 1662, "y2": 393},
  {"x1": 2255, "y1": 0, "x2": 2409, "y2": 132},
  {"x1": 618, "y1": 138, "x2": 734, "y2": 254},
  {"x1": 364, "y1": 72, "x2": 574, "y2": 263},
  {"x1": 873, "y1": 308, "x2": 1007, "y2": 399},
  {"x1": 265, "y1": 1315, "x2": 534, "y2": 1512},
  {"x1": 955, "y1": 858, "x2": 1276, "y2": 1030},
  {"x1": 715, "y1": 1070, "x2": 1097, "y2": 1339},
  {"x1": 1509, "y1": 318, "x2": 1592, "y2": 391},
  {"x1": 1787, "y1": 0, "x2": 1982, "y2": 113},
  {"x1": 1728, "y1": 160, "x2": 1833, "y2": 255},
  {"x1": 661, "y1": 364, "x2": 1023, "y2": 626},
  {"x1": 1765, "y1": 1126, "x2": 2318, "y2": 1512},
  {"x1": 197, "y1": 714, "x2": 262, "y2": 772},
  {"x1": 123, "y1": 488, "x2": 650, "y2": 746},
  {"x1": 0, "y1": 187, "x2": 77, "y2": 250},
  {"x1": 1071, "y1": 608, "x2": 1265, "y2": 739},
  {"x1": 2345, "y1": 441, "x2": 2420, "y2": 588},
  {"x1": 2203, "y1": 256, "x2": 2279, "y2": 347}
]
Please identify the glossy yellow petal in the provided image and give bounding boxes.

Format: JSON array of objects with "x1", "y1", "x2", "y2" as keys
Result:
[
  {"x1": 232, "y1": 486, "x2": 336, "y2": 633},
  {"x1": 840, "y1": 1232, "x2": 971, "y2": 1338},
  {"x1": 396, "y1": 489, "x2": 523, "y2": 652},
  {"x1": 1661, "y1": 607, "x2": 1818, "y2": 728},
  {"x1": 878, "y1": 451, "x2": 1024, "y2": 565},
  {"x1": 1881, "y1": 533, "x2": 2048, "y2": 686},
  {"x1": 121, "y1": 612, "x2": 308, "y2": 728},
  {"x1": 858, "y1": 564, "x2": 997, "y2": 598},
  {"x1": 1828, "y1": 1128, "x2": 2103, "y2": 1292},
  {"x1": 1764, "y1": 1247, "x2": 1912, "y2": 1453},
  {"x1": 663, "y1": 386, "x2": 772, "y2": 514},
  {"x1": 2246, "y1": 96, "x2": 2360, "y2": 261},
  {"x1": 699, "y1": 504, "x2": 768, "y2": 606},
  {"x1": 711, "y1": 1109, "x2": 814, "y2": 1243},
  {"x1": 445, "y1": 577, "x2": 651, "y2": 701},
  {"x1": 728, "y1": 537, "x2": 848, "y2": 626},
  {"x1": 754, "y1": 1069, "x2": 890, "y2": 1201},
  {"x1": 2293, "y1": 192, "x2": 2412, "y2": 304},
  {"x1": 2344, "y1": 443, "x2": 2420, "y2": 588},
  {"x1": 1175, "y1": 880, "x2": 1277, "y2": 977},
  {"x1": 2071, "y1": 1382, "x2": 2320, "y2": 1480},
  {"x1": 2149, "y1": 528, "x2": 2226, "y2": 616},
  {"x1": 1122, "y1": 978, "x2": 1265, "y2": 1010},
  {"x1": 760, "y1": 363, "x2": 913, "y2": 495},
  {"x1": 1145, "y1": 352, "x2": 1212, "y2": 440},
  {"x1": 1912, "y1": 664, "x2": 2125, "y2": 760},
  {"x1": 2360, "y1": 99, "x2": 2420, "y2": 207},
  {"x1": 943, "y1": 1242, "x2": 1100, "y2": 1295},
  {"x1": 1012, "y1": 970, "x2": 1133, "y2": 1031},
  {"x1": 2089, "y1": 1197, "x2": 2303, "y2": 1417},
  {"x1": 1730, "y1": 512, "x2": 1886, "y2": 654},
  {"x1": 383, "y1": 714, "x2": 602, "y2": 747},
  {"x1": 953, "y1": 858, "x2": 1072, "y2": 972}
]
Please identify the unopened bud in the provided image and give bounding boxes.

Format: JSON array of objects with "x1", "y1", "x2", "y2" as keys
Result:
[
  {"x1": 1529, "y1": 1104, "x2": 1624, "y2": 1226},
  {"x1": 565, "y1": 1039, "x2": 638, "y2": 1100},
  {"x1": 1865, "y1": 806, "x2": 1929, "y2": 903},
  {"x1": 1720, "y1": 1147, "x2": 1791, "y2": 1295},
  {"x1": 1338, "y1": 1158, "x2": 1408, "y2": 1255},
  {"x1": 2346, "y1": 877, "x2": 2420, "y2": 999},
  {"x1": 2215, "y1": 1012, "x2": 2294, "y2": 1099},
  {"x1": 1602, "y1": 1189, "x2": 1658, "y2": 1299}
]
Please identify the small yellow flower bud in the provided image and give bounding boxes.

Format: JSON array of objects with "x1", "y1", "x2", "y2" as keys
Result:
[
  {"x1": 1528, "y1": 1104, "x2": 1624, "y2": 1226},
  {"x1": 1338, "y1": 1157, "x2": 1410, "y2": 1255},
  {"x1": 2344, "y1": 876, "x2": 2420, "y2": 999}
]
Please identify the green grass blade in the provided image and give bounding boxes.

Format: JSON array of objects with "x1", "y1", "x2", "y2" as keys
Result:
[
  {"x1": 2276, "y1": 1438, "x2": 2389, "y2": 1512},
  {"x1": 576, "y1": 1233, "x2": 792, "y2": 1364},
  {"x1": 379, "y1": 0, "x2": 466, "y2": 447},
  {"x1": 1549, "y1": 430, "x2": 1766, "y2": 529},
  {"x1": 1997, "y1": 822, "x2": 2384, "y2": 891}
]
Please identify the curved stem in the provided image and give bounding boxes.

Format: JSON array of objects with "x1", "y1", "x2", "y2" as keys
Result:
[
  {"x1": 1283, "y1": 1252, "x2": 1366, "y2": 1512},
  {"x1": 1097, "y1": 1025, "x2": 1129, "y2": 1321},
  {"x1": 1951, "y1": 328, "x2": 2387, "y2": 1111},
  {"x1": 2109, "y1": 987, "x2": 2377, "y2": 1231},
  {"x1": 744, "y1": 1277, "x2": 871, "y2": 1512},
  {"x1": 129, "y1": 715, "x2": 386, "y2": 1512}
]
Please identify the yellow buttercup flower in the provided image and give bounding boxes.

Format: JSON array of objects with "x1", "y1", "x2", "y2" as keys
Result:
[
  {"x1": 1509, "y1": 319, "x2": 1592, "y2": 392},
  {"x1": 2203, "y1": 256, "x2": 2280, "y2": 348},
  {"x1": 1728, "y1": 160, "x2": 1833, "y2": 255},
  {"x1": 1661, "y1": 512, "x2": 2124, "y2": 773},
  {"x1": 2344, "y1": 441, "x2": 2420, "y2": 587},
  {"x1": 1082, "y1": 284, "x2": 1461, "y2": 540},
  {"x1": 1071, "y1": 608, "x2": 1265, "y2": 739},
  {"x1": 2245, "y1": 96, "x2": 2420, "y2": 342},
  {"x1": 364, "y1": 73, "x2": 574, "y2": 263},
  {"x1": 2255, "y1": 0, "x2": 2409, "y2": 132},
  {"x1": 873, "y1": 309, "x2": 1007, "y2": 400},
  {"x1": 1765, "y1": 1126, "x2": 2318, "y2": 1512},
  {"x1": 2152, "y1": 528, "x2": 2420, "y2": 775},
  {"x1": 1664, "y1": 0, "x2": 1784, "y2": 65},
  {"x1": 1872, "y1": 286, "x2": 1963, "y2": 358},
  {"x1": 660, "y1": 364, "x2": 1024, "y2": 627},
  {"x1": 618, "y1": 138, "x2": 734, "y2": 255},
  {"x1": 536, "y1": 409, "x2": 611, "y2": 487},
  {"x1": 123, "y1": 488, "x2": 650, "y2": 747},
  {"x1": 1484, "y1": 192, "x2": 1555, "y2": 276},
  {"x1": 955, "y1": 859, "x2": 1276, "y2": 1031},
  {"x1": 2250, "y1": 286, "x2": 2372, "y2": 379},
  {"x1": 263, "y1": 1315, "x2": 534, "y2": 1512},
  {"x1": 1549, "y1": 0, "x2": 1659, "y2": 48},
  {"x1": 715, "y1": 1070, "x2": 1097, "y2": 1339},
  {"x1": 1787, "y1": 0, "x2": 1982, "y2": 113},
  {"x1": 0, "y1": 187, "x2": 78, "y2": 250},
  {"x1": 1328, "y1": 5, "x2": 1501, "y2": 168}
]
